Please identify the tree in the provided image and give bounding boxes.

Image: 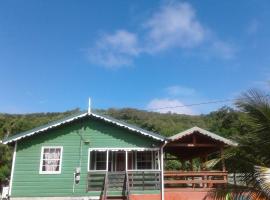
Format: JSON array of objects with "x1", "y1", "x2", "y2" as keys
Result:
[{"x1": 209, "y1": 89, "x2": 270, "y2": 200}]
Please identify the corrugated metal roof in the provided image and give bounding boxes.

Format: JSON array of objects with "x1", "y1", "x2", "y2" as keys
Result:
[
  {"x1": 168, "y1": 126, "x2": 238, "y2": 146},
  {"x1": 1, "y1": 111, "x2": 165, "y2": 144}
]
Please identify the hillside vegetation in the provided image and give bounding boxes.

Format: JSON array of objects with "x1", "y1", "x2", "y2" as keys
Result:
[{"x1": 0, "y1": 106, "x2": 248, "y2": 188}]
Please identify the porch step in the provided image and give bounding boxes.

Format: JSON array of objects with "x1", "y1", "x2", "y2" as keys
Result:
[
  {"x1": 107, "y1": 172, "x2": 125, "y2": 190},
  {"x1": 106, "y1": 196, "x2": 126, "y2": 200}
]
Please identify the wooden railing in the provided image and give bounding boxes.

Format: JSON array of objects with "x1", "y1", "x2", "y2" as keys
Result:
[
  {"x1": 87, "y1": 171, "x2": 161, "y2": 194},
  {"x1": 164, "y1": 171, "x2": 228, "y2": 189},
  {"x1": 87, "y1": 171, "x2": 106, "y2": 192},
  {"x1": 128, "y1": 171, "x2": 161, "y2": 191}
]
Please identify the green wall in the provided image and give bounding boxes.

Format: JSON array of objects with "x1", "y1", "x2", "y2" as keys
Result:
[{"x1": 11, "y1": 117, "x2": 161, "y2": 197}]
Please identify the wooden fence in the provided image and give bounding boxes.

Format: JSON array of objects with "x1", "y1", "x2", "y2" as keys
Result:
[{"x1": 164, "y1": 171, "x2": 228, "y2": 189}]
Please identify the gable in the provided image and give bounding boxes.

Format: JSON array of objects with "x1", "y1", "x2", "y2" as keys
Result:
[
  {"x1": 169, "y1": 126, "x2": 237, "y2": 146},
  {"x1": 17, "y1": 117, "x2": 162, "y2": 150},
  {"x1": 1, "y1": 111, "x2": 165, "y2": 144}
]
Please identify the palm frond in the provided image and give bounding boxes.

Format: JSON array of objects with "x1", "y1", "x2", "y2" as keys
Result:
[{"x1": 207, "y1": 166, "x2": 270, "y2": 200}]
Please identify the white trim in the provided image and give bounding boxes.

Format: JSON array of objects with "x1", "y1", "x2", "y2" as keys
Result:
[
  {"x1": 88, "y1": 147, "x2": 160, "y2": 151},
  {"x1": 88, "y1": 149, "x2": 107, "y2": 171},
  {"x1": 3, "y1": 113, "x2": 88, "y2": 144},
  {"x1": 169, "y1": 126, "x2": 238, "y2": 146},
  {"x1": 9, "y1": 141, "x2": 17, "y2": 196},
  {"x1": 160, "y1": 141, "x2": 167, "y2": 200},
  {"x1": 39, "y1": 146, "x2": 63, "y2": 174},
  {"x1": 106, "y1": 150, "x2": 109, "y2": 171},
  {"x1": 88, "y1": 148, "x2": 161, "y2": 172},
  {"x1": 126, "y1": 169, "x2": 161, "y2": 172},
  {"x1": 91, "y1": 113, "x2": 165, "y2": 141},
  {"x1": 3, "y1": 112, "x2": 165, "y2": 144},
  {"x1": 125, "y1": 151, "x2": 128, "y2": 171}
]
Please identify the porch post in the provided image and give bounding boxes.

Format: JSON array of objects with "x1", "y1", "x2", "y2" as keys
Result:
[
  {"x1": 161, "y1": 147, "x2": 164, "y2": 200},
  {"x1": 125, "y1": 151, "x2": 128, "y2": 171},
  {"x1": 106, "y1": 150, "x2": 109, "y2": 171},
  {"x1": 160, "y1": 141, "x2": 167, "y2": 200}
]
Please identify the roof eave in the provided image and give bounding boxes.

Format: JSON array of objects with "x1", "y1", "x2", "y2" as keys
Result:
[
  {"x1": 2, "y1": 111, "x2": 165, "y2": 144},
  {"x1": 169, "y1": 126, "x2": 238, "y2": 147}
]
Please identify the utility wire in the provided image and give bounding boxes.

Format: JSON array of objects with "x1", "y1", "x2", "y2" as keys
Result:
[{"x1": 147, "y1": 94, "x2": 270, "y2": 111}]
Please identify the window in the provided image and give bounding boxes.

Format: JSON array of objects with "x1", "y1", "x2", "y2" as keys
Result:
[
  {"x1": 89, "y1": 151, "x2": 107, "y2": 171},
  {"x1": 136, "y1": 151, "x2": 153, "y2": 170},
  {"x1": 40, "y1": 147, "x2": 63, "y2": 174}
]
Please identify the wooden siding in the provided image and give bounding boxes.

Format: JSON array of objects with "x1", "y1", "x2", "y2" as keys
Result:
[{"x1": 11, "y1": 117, "x2": 161, "y2": 197}]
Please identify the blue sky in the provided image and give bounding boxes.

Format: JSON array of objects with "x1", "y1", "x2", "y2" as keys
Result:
[{"x1": 0, "y1": 0, "x2": 270, "y2": 114}]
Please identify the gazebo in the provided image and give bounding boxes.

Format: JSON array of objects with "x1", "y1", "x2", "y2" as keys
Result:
[{"x1": 163, "y1": 127, "x2": 238, "y2": 191}]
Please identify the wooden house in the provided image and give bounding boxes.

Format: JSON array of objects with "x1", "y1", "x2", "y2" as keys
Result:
[{"x1": 1, "y1": 110, "x2": 237, "y2": 200}]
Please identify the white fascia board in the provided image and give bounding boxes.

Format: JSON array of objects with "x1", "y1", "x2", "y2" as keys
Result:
[
  {"x1": 170, "y1": 126, "x2": 238, "y2": 146},
  {"x1": 90, "y1": 113, "x2": 164, "y2": 141},
  {"x1": 3, "y1": 113, "x2": 88, "y2": 144}
]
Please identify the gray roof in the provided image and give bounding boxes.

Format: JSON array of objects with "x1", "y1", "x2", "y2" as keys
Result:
[
  {"x1": 1, "y1": 111, "x2": 165, "y2": 144},
  {"x1": 169, "y1": 126, "x2": 238, "y2": 146}
]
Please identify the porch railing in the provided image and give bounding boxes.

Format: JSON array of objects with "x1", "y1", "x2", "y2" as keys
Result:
[
  {"x1": 164, "y1": 171, "x2": 228, "y2": 189},
  {"x1": 127, "y1": 171, "x2": 161, "y2": 191},
  {"x1": 87, "y1": 171, "x2": 106, "y2": 192},
  {"x1": 87, "y1": 171, "x2": 161, "y2": 193}
]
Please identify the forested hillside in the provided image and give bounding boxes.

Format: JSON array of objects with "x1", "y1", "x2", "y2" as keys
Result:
[
  {"x1": 0, "y1": 106, "x2": 248, "y2": 188},
  {"x1": 101, "y1": 107, "x2": 248, "y2": 138}
]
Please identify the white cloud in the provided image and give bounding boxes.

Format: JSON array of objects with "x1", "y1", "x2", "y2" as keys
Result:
[
  {"x1": 147, "y1": 98, "x2": 194, "y2": 115},
  {"x1": 144, "y1": 2, "x2": 206, "y2": 52},
  {"x1": 166, "y1": 85, "x2": 196, "y2": 96},
  {"x1": 87, "y1": 30, "x2": 140, "y2": 68},
  {"x1": 88, "y1": 2, "x2": 236, "y2": 68}
]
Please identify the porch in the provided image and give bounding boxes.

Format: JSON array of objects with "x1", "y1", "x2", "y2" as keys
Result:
[
  {"x1": 87, "y1": 148, "x2": 161, "y2": 199},
  {"x1": 86, "y1": 127, "x2": 236, "y2": 200}
]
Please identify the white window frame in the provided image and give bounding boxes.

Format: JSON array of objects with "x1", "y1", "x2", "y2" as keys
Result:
[
  {"x1": 88, "y1": 149, "x2": 107, "y2": 172},
  {"x1": 88, "y1": 148, "x2": 160, "y2": 172},
  {"x1": 136, "y1": 151, "x2": 154, "y2": 170},
  {"x1": 39, "y1": 146, "x2": 63, "y2": 174}
]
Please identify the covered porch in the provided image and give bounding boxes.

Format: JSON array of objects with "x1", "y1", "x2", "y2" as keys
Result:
[
  {"x1": 87, "y1": 148, "x2": 161, "y2": 199},
  {"x1": 86, "y1": 127, "x2": 237, "y2": 200},
  {"x1": 163, "y1": 127, "x2": 237, "y2": 192}
]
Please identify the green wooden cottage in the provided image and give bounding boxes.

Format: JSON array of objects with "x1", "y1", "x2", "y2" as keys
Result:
[{"x1": 1, "y1": 109, "x2": 237, "y2": 200}]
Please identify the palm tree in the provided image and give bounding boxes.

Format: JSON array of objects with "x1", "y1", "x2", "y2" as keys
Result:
[{"x1": 207, "y1": 89, "x2": 270, "y2": 200}]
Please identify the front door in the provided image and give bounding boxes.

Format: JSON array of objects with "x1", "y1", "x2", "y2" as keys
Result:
[{"x1": 116, "y1": 152, "x2": 125, "y2": 171}]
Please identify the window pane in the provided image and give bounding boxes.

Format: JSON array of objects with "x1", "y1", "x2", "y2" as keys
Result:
[
  {"x1": 137, "y1": 151, "x2": 153, "y2": 170},
  {"x1": 41, "y1": 147, "x2": 62, "y2": 173},
  {"x1": 128, "y1": 152, "x2": 133, "y2": 170},
  {"x1": 89, "y1": 151, "x2": 107, "y2": 170},
  {"x1": 90, "y1": 152, "x2": 96, "y2": 170}
]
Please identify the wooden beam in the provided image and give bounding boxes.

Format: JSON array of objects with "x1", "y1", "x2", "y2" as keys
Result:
[
  {"x1": 220, "y1": 146, "x2": 226, "y2": 172},
  {"x1": 167, "y1": 143, "x2": 220, "y2": 147},
  {"x1": 192, "y1": 134, "x2": 196, "y2": 145}
]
